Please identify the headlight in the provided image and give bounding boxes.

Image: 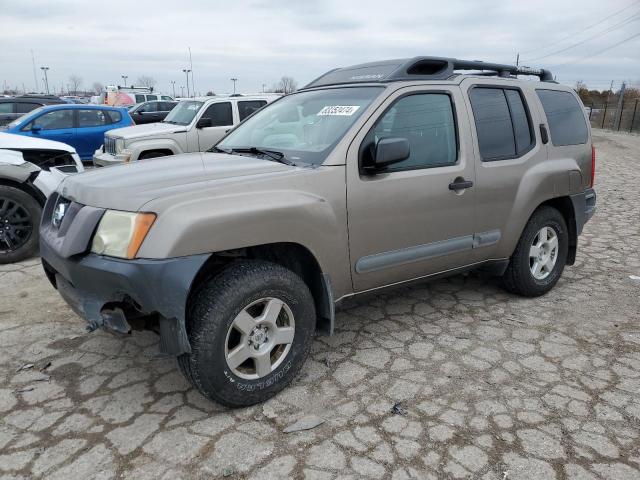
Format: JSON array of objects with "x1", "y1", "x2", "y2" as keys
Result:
[
  {"x1": 91, "y1": 210, "x2": 156, "y2": 259},
  {"x1": 115, "y1": 138, "x2": 125, "y2": 154}
]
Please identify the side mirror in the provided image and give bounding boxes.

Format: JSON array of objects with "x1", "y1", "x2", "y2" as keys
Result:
[
  {"x1": 196, "y1": 117, "x2": 212, "y2": 129},
  {"x1": 31, "y1": 124, "x2": 42, "y2": 133},
  {"x1": 365, "y1": 137, "x2": 410, "y2": 173}
]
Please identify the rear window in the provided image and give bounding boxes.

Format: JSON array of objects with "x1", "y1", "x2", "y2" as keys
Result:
[
  {"x1": 469, "y1": 87, "x2": 533, "y2": 161},
  {"x1": 536, "y1": 89, "x2": 588, "y2": 146}
]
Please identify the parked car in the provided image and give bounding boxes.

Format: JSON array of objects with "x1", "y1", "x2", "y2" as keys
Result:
[
  {"x1": 93, "y1": 95, "x2": 278, "y2": 166},
  {"x1": 40, "y1": 56, "x2": 596, "y2": 407},
  {"x1": 128, "y1": 100, "x2": 178, "y2": 124},
  {"x1": 0, "y1": 132, "x2": 83, "y2": 263},
  {"x1": 3, "y1": 104, "x2": 133, "y2": 160},
  {"x1": 0, "y1": 95, "x2": 65, "y2": 126}
]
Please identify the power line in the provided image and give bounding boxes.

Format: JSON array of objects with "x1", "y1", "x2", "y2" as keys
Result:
[
  {"x1": 519, "y1": 0, "x2": 640, "y2": 55},
  {"x1": 550, "y1": 31, "x2": 640, "y2": 68},
  {"x1": 523, "y1": 11, "x2": 640, "y2": 62}
]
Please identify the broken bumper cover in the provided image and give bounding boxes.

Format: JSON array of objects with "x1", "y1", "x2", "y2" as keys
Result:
[
  {"x1": 40, "y1": 237, "x2": 209, "y2": 355},
  {"x1": 570, "y1": 187, "x2": 596, "y2": 235}
]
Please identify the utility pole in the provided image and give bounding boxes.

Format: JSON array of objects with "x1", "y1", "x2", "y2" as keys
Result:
[
  {"x1": 230, "y1": 78, "x2": 238, "y2": 95},
  {"x1": 31, "y1": 50, "x2": 39, "y2": 93},
  {"x1": 170, "y1": 80, "x2": 176, "y2": 98},
  {"x1": 262, "y1": 83, "x2": 266, "y2": 93},
  {"x1": 516, "y1": 53, "x2": 519, "y2": 67},
  {"x1": 180, "y1": 85, "x2": 185, "y2": 97},
  {"x1": 188, "y1": 47, "x2": 195, "y2": 99},
  {"x1": 182, "y1": 69, "x2": 191, "y2": 97},
  {"x1": 614, "y1": 82, "x2": 626, "y2": 131},
  {"x1": 121, "y1": 75, "x2": 128, "y2": 87},
  {"x1": 40, "y1": 66, "x2": 50, "y2": 94}
]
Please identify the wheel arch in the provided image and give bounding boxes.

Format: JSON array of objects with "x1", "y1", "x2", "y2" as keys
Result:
[
  {"x1": 0, "y1": 176, "x2": 46, "y2": 206},
  {"x1": 537, "y1": 196, "x2": 577, "y2": 265},
  {"x1": 186, "y1": 242, "x2": 334, "y2": 336}
]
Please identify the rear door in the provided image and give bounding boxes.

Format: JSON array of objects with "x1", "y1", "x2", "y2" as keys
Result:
[
  {"x1": 195, "y1": 101, "x2": 233, "y2": 151},
  {"x1": 75, "y1": 109, "x2": 111, "y2": 158},
  {"x1": 347, "y1": 86, "x2": 478, "y2": 292},
  {"x1": 461, "y1": 79, "x2": 546, "y2": 262}
]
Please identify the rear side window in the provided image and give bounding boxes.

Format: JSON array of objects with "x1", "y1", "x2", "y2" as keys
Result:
[
  {"x1": 536, "y1": 90, "x2": 588, "y2": 146},
  {"x1": 17, "y1": 102, "x2": 40, "y2": 114},
  {"x1": 361, "y1": 93, "x2": 457, "y2": 172},
  {"x1": 78, "y1": 109, "x2": 107, "y2": 127},
  {"x1": 146, "y1": 95, "x2": 158, "y2": 101},
  {"x1": 0, "y1": 103, "x2": 13, "y2": 113},
  {"x1": 469, "y1": 87, "x2": 533, "y2": 161},
  {"x1": 238, "y1": 100, "x2": 267, "y2": 121},
  {"x1": 201, "y1": 102, "x2": 233, "y2": 126},
  {"x1": 135, "y1": 94, "x2": 145, "y2": 103},
  {"x1": 105, "y1": 110, "x2": 122, "y2": 124}
]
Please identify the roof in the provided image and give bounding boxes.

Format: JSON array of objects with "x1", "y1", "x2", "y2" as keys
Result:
[
  {"x1": 31, "y1": 103, "x2": 128, "y2": 111},
  {"x1": 303, "y1": 56, "x2": 553, "y2": 89}
]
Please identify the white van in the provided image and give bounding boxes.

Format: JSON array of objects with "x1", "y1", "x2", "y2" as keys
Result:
[{"x1": 101, "y1": 86, "x2": 173, "y2": 106}]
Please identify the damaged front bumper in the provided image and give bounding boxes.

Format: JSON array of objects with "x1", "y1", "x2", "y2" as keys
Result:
[{"x1": 40, "y1": 193, "x2": 209, "y2": 355}]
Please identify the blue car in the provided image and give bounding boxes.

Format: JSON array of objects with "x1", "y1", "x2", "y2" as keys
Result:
[{"x1": 2, "y1": 104, "x2": 133, "y2": 160}]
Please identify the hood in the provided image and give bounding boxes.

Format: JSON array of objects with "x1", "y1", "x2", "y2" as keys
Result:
[
  {"x1": 0, "y1": 132, "x2": 77, "y2": 153},
  {"x1": 106, "y1": 122, "x2": 184, "y2": 140},
  {"x1": 59, "y1": 152, "x2": 294, "y2": 211}
]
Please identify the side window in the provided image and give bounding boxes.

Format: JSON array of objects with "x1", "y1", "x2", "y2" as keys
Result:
[
  {"x1": 238, "y1": 100, "x2": 267, "y2": 121},
  {"x1": 536, "y1": 90, "x2": 588, "y2": 146},
  {"x1": 16, "y1": 102, "x2": 39, "y2": 114},
  {"x1": 78, "y1": 109, "x2": 107, "y2": 127},
  {"x1": 201, "y1": 102, "x2": 233, "y2": 126},
  {"x1": 469, "y1": 87, "x2": 533, "y2": 161},
  {"x1": 161, "y1": 102, "x2": 176, "y2": 111},
  {"x1": 105, "y1": 110, "x2": 122, "y2": 124},
  {"x1": 139, "y1": 102, "x2": 157, "y2": 113},
  {"x1": 161, "y1": 96, "x2": 172, "y2": 100},
  {"x1": 135, "y1": 94, "x2": 145, "y2": 103},
  {"x1": 146, "y1": 95, "x2": 158, "y2": 101},
  {"x1": 0, "y1": 103, "x2": 14, "y2": 113},
  {"x1": 361, "y1": 93, "x2": 457, "y2": 172},
  {"x1": 32, "y1": 109, "x2": 74, "y2": 130}
]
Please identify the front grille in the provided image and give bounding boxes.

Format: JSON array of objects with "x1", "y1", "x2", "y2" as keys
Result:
[{"x1": 104, "y1": 136, "x2": 116, "y2": 155}]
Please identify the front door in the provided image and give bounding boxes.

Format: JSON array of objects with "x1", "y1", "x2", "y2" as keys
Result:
[
  {"x1": 24, "y1": 108, "x2": 75, "y2": 147},
  {"x1": 196, "y1": 101, "x2": 234, "y2": 151},
  {"x1": 347, "y1": 86, "x2": 478, "y2": 292}
]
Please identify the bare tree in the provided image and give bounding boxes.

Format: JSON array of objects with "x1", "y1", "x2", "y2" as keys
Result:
[
  {"x1": 69, "y1": 75, "x2": 83, "y2": 95},
  {"x1": 136, "y1": 76, "x2": 157, "y2": 89},
  {"x1": 92, "y1": 82, "x2": 104, "y2": 94},
  {"x1": 206, "y1": 90, "x2": 216, "y2": 96},
  {"x1": 277, "y1": 76, "x2": 297, "y2": 94}
]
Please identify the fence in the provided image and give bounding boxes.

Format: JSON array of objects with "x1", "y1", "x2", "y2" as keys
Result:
[{"x1": 588, "y1": 98, "x2": 640, "y2": 133}]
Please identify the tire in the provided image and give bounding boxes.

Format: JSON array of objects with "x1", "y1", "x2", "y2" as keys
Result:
[
  {"x1": 0, "y1": 186, "x2": 42, "y2": 264},
  {"x1": 501, "y1": 206, "x2": 569, "y2": 297},
  {"x1": 178, "y1": 260, "x2": 316, "y2": 407}
]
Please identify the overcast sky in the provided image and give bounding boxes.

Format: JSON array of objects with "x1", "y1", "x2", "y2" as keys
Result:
[{"x1": 1, "y1": 0, "x2": 638, "y2": 95}]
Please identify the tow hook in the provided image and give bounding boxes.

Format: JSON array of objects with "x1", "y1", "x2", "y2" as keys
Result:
[{"x1": 100, "y1": 308, "x2": 132, "y2": 335}]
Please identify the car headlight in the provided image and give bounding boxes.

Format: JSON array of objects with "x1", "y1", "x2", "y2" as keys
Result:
[
  {"x1": 91, "y1": 210, "x2": 156, "y2": 259},
  {"x1": 115, "y1": 138, "x2": 125, "y2": 154}
]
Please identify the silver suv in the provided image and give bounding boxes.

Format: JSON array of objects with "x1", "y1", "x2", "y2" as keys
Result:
[{"x1": 40, "y1": 57, "x2": 596, "y2": 407}]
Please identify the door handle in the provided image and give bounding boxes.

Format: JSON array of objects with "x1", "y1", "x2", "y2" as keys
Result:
[{"x1": 448, "y1": 178, "x2": 473, "y2": 190}]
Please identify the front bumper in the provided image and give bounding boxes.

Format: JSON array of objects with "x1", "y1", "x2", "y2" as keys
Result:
[
  {"x1": 93, "y1": 149, "x2": 129, "y2": 167},
  {"x1": 40, "y1": 193, "x2": 209, "y2": 354}
]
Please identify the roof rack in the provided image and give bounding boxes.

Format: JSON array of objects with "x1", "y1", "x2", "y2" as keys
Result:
[{"x1": 303, "y1": 56, "x2": 553, "y2": 89}]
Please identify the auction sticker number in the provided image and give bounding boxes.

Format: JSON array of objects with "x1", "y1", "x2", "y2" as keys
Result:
[{"x1": 317, "y1": 105, "x2": 360, "y2": 116}]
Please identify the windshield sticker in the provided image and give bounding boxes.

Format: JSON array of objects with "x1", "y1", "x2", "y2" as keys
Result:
[{"x1": 317, "y1": 105, "x2": 360, "y2": 116}]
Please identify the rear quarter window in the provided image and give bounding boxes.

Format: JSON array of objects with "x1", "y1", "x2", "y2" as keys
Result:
[
  {"x1": 105, "y1": 110, "x2": 123, "y2": 123},
  {"x1": 536, "y1": 89, "x2": 588, "y2": 146}
]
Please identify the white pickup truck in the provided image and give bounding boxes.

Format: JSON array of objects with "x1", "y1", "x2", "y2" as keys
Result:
[{"x1": 93, "y1": 94, "x2": 279, "y2": 166}]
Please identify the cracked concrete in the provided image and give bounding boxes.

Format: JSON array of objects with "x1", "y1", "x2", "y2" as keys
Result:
[{"x1": 0, "y1": 131, "x2": 639, "y2": 479}]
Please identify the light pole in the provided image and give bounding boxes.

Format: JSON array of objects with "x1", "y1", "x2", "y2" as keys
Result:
[
  {"x1": 180, "y1": 85, "x2": 185, "y2": 97},
  {"x1": 170, "y1": 80, "x2": 176, "y2": 98},
  {"x1": 262, "y1": 83, "x2": 266, "y2": 93},
  {"x1": 121, "y1": 75, "x2": 128, "y2": 87},
  {"x1": 40, "y1": 67, "x2": 50, "y2": 94},
  {"x1": 182, "y1": 69, "x2": 191, "y2": 97},
  {"x1": 230, "y1": 77, "x2": 238, "y2": 95}
]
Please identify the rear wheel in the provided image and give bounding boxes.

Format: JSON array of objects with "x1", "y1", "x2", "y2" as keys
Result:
[
  {"x1": 501, "y1": 206, "x2": 568, "y2": 297},
  {"x1": 178, "y1": 260, "x2": 316, "y2": 407},
  {"x1": 0, "y1": 186, "x2": 42, "y2": 264}
]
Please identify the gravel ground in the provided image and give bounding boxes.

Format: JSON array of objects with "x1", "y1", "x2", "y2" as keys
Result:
[{"x1": 1, "y1": 130, "x2": 639, "y2": 480}]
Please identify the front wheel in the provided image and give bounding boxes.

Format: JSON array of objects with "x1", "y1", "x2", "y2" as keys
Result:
[
  {"x1": 501, "y1": 206, "x2": 569, "y2": 297},
  {"x1": 0, "y1": 186, "x2": 42, "y2": 264},
  {"x1": 178, "y1": 260, "x2": 316, "y2": 407}
]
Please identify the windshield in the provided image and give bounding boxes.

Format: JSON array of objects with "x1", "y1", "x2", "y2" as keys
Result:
[
  {"x1": 217, "y1": 87, "x2": 383, "y2": 165},
  {"x1": 163, "y1": 100, "x2": 203, "y2": 125},
  {"x1": 7, "y1": 106, "x2": 45, "y2": 128}
]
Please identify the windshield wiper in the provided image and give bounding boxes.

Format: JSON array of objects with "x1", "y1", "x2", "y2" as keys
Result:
[
  {"x1": 209, "y1": 146, "x2": 231, "y2": 154},
  {"x1": 229, "y1": 147, "x2": 296, "y2": 166}
]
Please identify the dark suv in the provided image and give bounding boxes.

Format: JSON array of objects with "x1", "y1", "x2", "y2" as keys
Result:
[
  {"x1": 128, "y1": 100, "x2": 178, "y2": 124},
  {"x1": 0, "y1": 95, "x2": 65, "y2": 126}
]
